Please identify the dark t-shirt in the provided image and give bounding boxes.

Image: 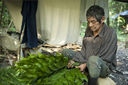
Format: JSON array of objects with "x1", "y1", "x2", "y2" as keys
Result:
[{"x1": 72, "y1": 23, "x2": 117, "y2": 70}]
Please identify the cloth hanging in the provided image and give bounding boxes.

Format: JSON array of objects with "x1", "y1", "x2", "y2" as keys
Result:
[
  {"x1": 36, "y1": 0, "x2": 81, "y2": 46},
  {"x1": 20, "y1": 0, "x2": 38, "y2": 48}
]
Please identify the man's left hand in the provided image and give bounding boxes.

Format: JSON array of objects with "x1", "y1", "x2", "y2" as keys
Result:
[{"x1": 76, "y1": 63, "x2": 87, "y2": 72}]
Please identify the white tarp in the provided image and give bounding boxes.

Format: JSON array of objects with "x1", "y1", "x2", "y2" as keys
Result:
[
  {"x1": 4, "y1": 0, "x2": 108, "y2": 46},
  {"x1": 36, "y1": 0, "x2": 81, "y2": 46}
]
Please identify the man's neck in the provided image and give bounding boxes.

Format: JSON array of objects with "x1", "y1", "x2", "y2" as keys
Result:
[{"x1": 93, "y1": 24, "x2": 104, "y2": 37}]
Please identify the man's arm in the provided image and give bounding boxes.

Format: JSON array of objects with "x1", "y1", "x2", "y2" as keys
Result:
[{"x1": 72, "y1": 38, "x2": 87, "y2": 63}]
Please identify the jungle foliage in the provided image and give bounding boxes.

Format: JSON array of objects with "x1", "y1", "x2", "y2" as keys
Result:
[{"x1": 0, "y1": 0, "x2": 15, "y2": 31}]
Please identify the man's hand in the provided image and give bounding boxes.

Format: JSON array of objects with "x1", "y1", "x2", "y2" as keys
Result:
[
  {"x1": 67, "y1": 60, "x2": 75, "y2": 68},
  {"x1": 76, "y1": 63, "x2": 87, "y2": 72}
]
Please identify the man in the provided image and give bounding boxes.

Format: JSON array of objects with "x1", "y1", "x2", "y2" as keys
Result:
[{"x1": 62, "y1": 5, "x2": 117, "y2": 85}]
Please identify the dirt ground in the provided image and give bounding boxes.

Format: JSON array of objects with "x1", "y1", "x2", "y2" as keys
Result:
[
  {"x1": 109, "y1": 41, "x2": 128, "y2": 85},
  {"x1": 0, "y1": 38, "x2": 128, "y2": 85}
]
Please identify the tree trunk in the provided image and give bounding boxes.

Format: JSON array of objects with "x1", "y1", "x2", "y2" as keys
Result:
[
  {"x1": 0, "y1": 0, "x2": 4, "y2": 28},
  {"x1": 107, "y1": 17, "x2": 109, "y2": 26}
]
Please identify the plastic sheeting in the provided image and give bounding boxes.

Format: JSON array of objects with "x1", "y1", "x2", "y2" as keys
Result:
[
  {"x1": 4, "y1": 0, "x2": 109, "y2": 46},
  {"x1": 111, "y1": 10, "x2": 128, "y2": 19}
]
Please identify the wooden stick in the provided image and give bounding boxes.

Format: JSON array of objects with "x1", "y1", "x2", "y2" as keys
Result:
[{"x1": 17, "y1": 23, "x2": 25, "y2": 61}]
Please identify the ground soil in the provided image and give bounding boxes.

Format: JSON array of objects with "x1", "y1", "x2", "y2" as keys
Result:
[{"x1": 109, "y1": 41, "x2": 128, "y2": 85}]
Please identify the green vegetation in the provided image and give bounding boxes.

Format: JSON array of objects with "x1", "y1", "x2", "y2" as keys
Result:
[
  {"x1": 116, "y1": 31, "x2": 128, "y2": 42},
  {"x1": 0, "y1": 0, "x2": 15, "y2": 31},
  {"x1": 0, "y1": 53, "x2": 88, "y2": 85}
]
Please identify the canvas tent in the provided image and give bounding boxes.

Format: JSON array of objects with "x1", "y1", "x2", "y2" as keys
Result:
[{"x1": 4, "y1": 0, "x2": 109, "y2": 46}]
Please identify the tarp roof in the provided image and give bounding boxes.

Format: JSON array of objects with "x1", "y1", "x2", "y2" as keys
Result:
[{"x1": 114, "y1": 0, "x2": 128, "y2": 3}]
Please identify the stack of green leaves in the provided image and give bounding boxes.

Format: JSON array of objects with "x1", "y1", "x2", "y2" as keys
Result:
[
  {"x1": 41, "y1": 68, "x2": 88, "y2": 85},
  {"x1": 0, "y1": 52, "x2": 88, "y2": 85},
  {"x1": 16, "y1": 52, "x2": 69, "y2": 84}
]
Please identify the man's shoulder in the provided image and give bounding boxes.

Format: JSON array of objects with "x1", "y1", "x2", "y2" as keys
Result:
[
  {"x1": 103, "y1": 24, "x2": 117, "y2": 39},
  {"x1": 104, "y1": 24, "x2": 115, "y2": 31},
  {"x1": 104, "y1": 25, "x2": 116, "y2": 34}
]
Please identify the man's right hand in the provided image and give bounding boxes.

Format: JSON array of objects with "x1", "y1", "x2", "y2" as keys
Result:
[{"x1": 67, "y1": 60, "x2": 75, "y2": 68}]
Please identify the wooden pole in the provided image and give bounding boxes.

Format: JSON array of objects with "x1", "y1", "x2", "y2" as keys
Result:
[{"x1": 17, "y1": 24, "x2": 25, "y2": 61}]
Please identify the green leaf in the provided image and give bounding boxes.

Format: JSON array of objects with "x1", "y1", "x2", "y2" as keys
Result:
[
  {"x1": 72, "y1": 62, "x2": 81, "y2": 67},
  {"x1": 76, "y1": 68, "x2": 83, "y2": 78},
  {"x1": 53, "y1": 63, "x2": 61, "y2": 67},
  {"x1": 49, "y1": 64, "x2": 57, "y2": 71},
  {"x1": 82, "y1": 74, "x2": 88, "y2": 82},
  {"x1": 59, "y1": 76, "x2": 68, "y2": 84},
  {"x1": 56, "y1": 52, "x2": 61, "y2": 56},
  {"x1": 65, "y1": 71, "x2": 73, "y2": 82},
  {"x1": 38, "y1": 52, "x2": 45, "y2": 58},
  {"x1": 55, "y1": 81, "x2": 63, "y2": 85},
  {"x1": 75, "y1": 78, "x2": 82, "y2": 85},
  {"x1": 70, "y1": 69, "x2": 76, "y2": 81}
]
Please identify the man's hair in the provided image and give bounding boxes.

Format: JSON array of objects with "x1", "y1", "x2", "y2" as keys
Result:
[{"x1": 86, "y1": 5, "x2": 105, "y2": 23}]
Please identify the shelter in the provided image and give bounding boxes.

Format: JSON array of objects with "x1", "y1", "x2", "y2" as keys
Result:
[
  {"x1": 114, "y1": 0, "x2": 128, "y2": 3},
  {"x1": 4, "y1": 0, "x2": 109, "y2": 46}
]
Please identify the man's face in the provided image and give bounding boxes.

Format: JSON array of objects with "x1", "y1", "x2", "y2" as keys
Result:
[{"x1": 87, "y1": 17, "x2": 103, "y2": 32}]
